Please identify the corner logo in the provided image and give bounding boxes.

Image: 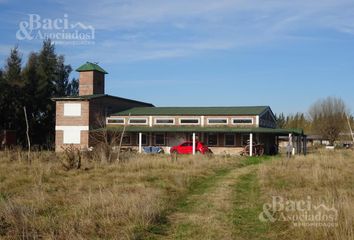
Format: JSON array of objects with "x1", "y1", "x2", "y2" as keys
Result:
[
  {"x1": 16, "y1": 14, "x2": 95, "y2": 45},
  {"x1": 259, "y1": 196, "x2": 338, "y2": 227}
]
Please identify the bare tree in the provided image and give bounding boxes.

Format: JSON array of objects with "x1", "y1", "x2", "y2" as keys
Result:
[
  {"x1": 309, "y1": 97, "x2": 349, "y2": 145},
  {"x1": 89, "y1": 116, "x2": 122, "y2": 163}
]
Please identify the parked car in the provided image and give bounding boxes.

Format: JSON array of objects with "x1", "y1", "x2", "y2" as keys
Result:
[{"x1": 170, "y1": 141, "x2": 212, "y2": 155}]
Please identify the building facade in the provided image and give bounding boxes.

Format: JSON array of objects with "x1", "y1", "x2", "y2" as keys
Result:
[{"x1": 54, "y1": 62, "x2": 306, "y2": 155}]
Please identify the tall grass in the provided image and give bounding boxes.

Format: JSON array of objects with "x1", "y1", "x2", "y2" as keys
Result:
[
  {"x1": 258, "y1": 150, "x2": 354, "y2": 240},
  {"x1": 0, "y1": 150, "x2": 237, "y2": 239}
]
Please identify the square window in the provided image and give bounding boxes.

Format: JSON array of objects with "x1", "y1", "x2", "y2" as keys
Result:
[
  {"x1": 225, "y1": 134, "x2": 235, "y2": 146},
  {"x1": 63, "y1": 103, "x2": 81, "y2": 117},
  {"x1": 207, "y1": 133, "x2": 218, "y2": 146},
  {"x1": 122, "y1": 135, "x2": 131, "y2": 145},
  {"x1": 63, "y1": 129, "x2": 81, "y2": 144},
  {"x1": 155, "y1": 134, "x2": 165, "y2": 145}
]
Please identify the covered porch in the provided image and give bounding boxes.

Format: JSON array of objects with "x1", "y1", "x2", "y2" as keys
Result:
[{"x1": 103, "y1": 126, "x2": 306, "y2": 156}]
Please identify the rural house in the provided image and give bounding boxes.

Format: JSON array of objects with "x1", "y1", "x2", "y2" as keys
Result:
[{"x1": 53, "y1": 62, "x2": 306, "y2": 155}]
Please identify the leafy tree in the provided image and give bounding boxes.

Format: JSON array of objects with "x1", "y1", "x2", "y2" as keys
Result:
[
  {"x1": 309, "y1": 97, "x2": 348, "y2": 145},
  {"x1": 0, "y1": 40, "x2": 78, "y2": 147}
]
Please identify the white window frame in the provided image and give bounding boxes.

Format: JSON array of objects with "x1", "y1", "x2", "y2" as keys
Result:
[
  {"x1": 154, "y1": 117, "x2": 175, "y2": 125},
  {"x1": 106, "y1": 117, "x2": 125, "y2": 125},
  {"x1": 207, "y1": 118, "x2": 228, "y2": 125},
  {"x1": 232, "y1": 117, "x2": 254, "y2": 125},
  {"x1": 56, "y1": 126, "x2": 88, "y2": 144},
  {"x1": 179, "y1": 118, "x2": 200, "y2": 125},
  {"x1": 63, "y1": 103, "x2": 81, "y2": 117},
  {"x1": 224, "y1": 134, "x2": 236, "y2": 146},
  {"x1": 128, "y1": 117, "x2": 148, "y2": 125}
]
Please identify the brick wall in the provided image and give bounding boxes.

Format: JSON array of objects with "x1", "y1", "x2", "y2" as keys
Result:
[{"x1": 79, "y1": 71, "x2": 105, "y2": 96}]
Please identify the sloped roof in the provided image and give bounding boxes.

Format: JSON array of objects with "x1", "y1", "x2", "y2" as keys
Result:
[
  {"x1": 52, "y1": 94, "x2": 154, "y2": 106},
  {"x1": 76, "y1": 62, "x2": 108, "y2": 74},
  {"x1": 112, "y1": 106, "x2": 270, "y2": 116}
]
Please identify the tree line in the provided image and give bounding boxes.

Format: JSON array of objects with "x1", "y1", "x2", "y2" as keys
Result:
[
  {"x1": 276, "y1": 97, "x2": 354, "y2": 145},
  {"x1": 0, "y1": 39, "x2": 78, "y2": 148}
]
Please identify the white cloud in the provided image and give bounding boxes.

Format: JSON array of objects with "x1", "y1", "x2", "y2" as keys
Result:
[{"x1": 49, "y1": 0, "x2": 354, "y2": 62}]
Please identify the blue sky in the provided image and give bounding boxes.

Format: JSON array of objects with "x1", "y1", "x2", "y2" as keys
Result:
[{"x1": 1, "y1": 0, "x2": 354, "y2": 115}]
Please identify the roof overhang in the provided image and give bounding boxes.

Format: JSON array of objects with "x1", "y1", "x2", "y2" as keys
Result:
[{"x1": 100, "y1": 126, "x2": 304, "y2": 136}]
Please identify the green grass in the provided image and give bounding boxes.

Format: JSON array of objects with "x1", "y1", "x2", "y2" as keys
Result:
[
  {"x1": 239, "y1": 155, "x2": 274, "y2": 167},
  {"x1": 145, "y1": 167, "x2": 232, "y2": 238},
  {"x1": 232, "y1": 172, "x2": 271, "y2": 240}
]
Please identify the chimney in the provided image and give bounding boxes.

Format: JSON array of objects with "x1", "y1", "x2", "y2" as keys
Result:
[{"x1": 76, "y1": 62, "x2": 108, "y2": 96}]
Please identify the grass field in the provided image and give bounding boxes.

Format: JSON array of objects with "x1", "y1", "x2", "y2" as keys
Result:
[{"x1": 0, "y1": 149, "x2": 353, "y2": 239}]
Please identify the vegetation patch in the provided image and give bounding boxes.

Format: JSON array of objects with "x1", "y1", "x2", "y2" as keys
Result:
[{"x1": 232, "y1": 171, "x2": 271, "y2": 239}]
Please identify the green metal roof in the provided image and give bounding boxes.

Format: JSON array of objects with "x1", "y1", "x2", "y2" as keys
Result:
[
  {"x1": 103, "y1": 125, "x2": 304, "y2": 136},
  {"x1": 112, "y1": 106, "x2": 269, "y2": 116},
  {"x1": 76, "y1": 62, "x2": 108, "y2": 74},
  {"x1": 52, "y1": 94, "x2": 154, "y2": 106}
]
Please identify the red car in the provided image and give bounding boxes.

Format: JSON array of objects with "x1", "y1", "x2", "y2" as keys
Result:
[{"x1": 170, "y1": 141, "x2": 212, "y2": 155}]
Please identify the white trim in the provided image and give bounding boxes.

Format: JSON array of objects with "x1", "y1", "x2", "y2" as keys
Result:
[
  {"x1": 138, "y1": 132, "x2": 142, "y2": 153},
  {"x1": 231, "y1": 117, "x2": 254, "y2": 125},
  {"x1": 154, "y1": 117, "x2": 175, "y2": 125},
  {"x1": 149, "y1": 116, "x2": 153, "y2": 127},
  {"x1": 250, "y1": 133, "x2": 253, "y2": 156},
  {"x1": 55, "y1": 126, "x2": 89, "y2": 131},
  {"x1": 128, "y1": 117, "x2": 148, "y2": 125},
  {"x1": 179, "y1": 117, "x2": 200, "y2": 125},
  {"x1": 192, "y1": 132, "x2": 196, "y2": 155},
  {"x1": 63, "y1": 103, "x2": 81, "y2": 117},
  {"x1": 256, "y1": 116, "x2": 259, "y2": 126},
  {"x1": 106, "y1": 117, "x2": 125, "y2": 125},
  {"x1": 55, "y1": 126, "x2": 88, "y2": 144},
  {"x1": 201, "y1": 116, "x2": 205, "y2": 127},
  {"x1": 207, "y1": 118, "x2": 228, "y2": 125}
]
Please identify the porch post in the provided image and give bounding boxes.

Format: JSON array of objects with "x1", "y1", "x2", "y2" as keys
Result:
[
  {"x1": 250, "y1": 133, "x2": 253, "y2": 156},
  {"x1": 138, "y1": 132, "x2": 142, "y2": 153},
  {"x1": 192, "y1": 132, "x2": 196, "y2": 155}
]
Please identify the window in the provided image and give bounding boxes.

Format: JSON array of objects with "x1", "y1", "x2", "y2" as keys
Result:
[
  {"x1": 207, "y1": 118, "x2": 228, "y2": 125},
  {"x1": 63, "y1": 103, "x2": 81, "y2": 116},
  {"x1": 232, "y1": 118, "x2": 253, "y2": 125},
  {"x1": 225, "y1": 134, "x2": 235, "y2": 146},
  {"x1": 207, "y1": 133, "x2": 218, "y2": 146},
  {"x1": 241, "y1": 134, "x2": 249, "y2": 146},
  {"x1": 180, "y1": 118, "x2": 200, "y2": 125},
  {"x1": 155, "y1": 118, "x2": 175, "y2": 125},
  {"x1": 63, "y1": 129, "x2": 81, "y2": 144},
  {"x1": 129, "y1": 118, "x2": 148, "y2": 125},
  {"x1": 136, "y1": 134, "x2": 148, "y2": 145},
  {"x1": 155, "y1": 134, "x2": 165, "y2": 145},
  {"x1": 122, "y1": 135, "x2": 131, "y2": 145},
  {"x1": 107, "y1": 118, "x2": 125, "y2": 124}
]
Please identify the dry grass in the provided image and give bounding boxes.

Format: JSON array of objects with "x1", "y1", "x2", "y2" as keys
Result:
[
  {"x1": 0, "y1": 150, "x2": 237, "y2": 239},
  {"x1": 258, "y1": 150, "x2": 354, "y2": 240}
]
